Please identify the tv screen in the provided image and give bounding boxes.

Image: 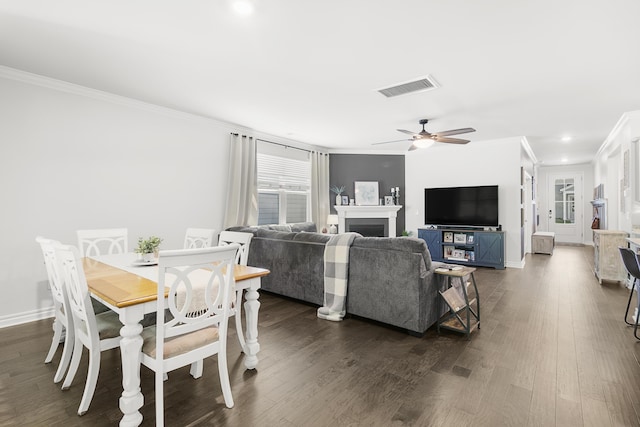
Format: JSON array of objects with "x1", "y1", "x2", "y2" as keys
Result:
[{"x1": 425, "y1": 185, "x2": 499, "y2": 227}]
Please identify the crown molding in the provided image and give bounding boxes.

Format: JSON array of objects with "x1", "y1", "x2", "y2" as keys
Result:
[
  {"x1": 0, "y1": 65, "x2": 227, "y2": 124},
  {"x1": 520, "y1": 136, "x2": 538, "y2": 164},
  {"x1": 0, "y1": 65, "x2": 331, "y2": 153}
]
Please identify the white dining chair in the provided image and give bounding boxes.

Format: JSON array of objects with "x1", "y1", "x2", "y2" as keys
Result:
[
  {"x1": 184, "y1": 228, "x2": 217, "y2": 249},
  {"x1": 77, "y1": 228, "x2": 128, "y2": 257},
  {"x1": 55, "y1": 244, "x2": 123, "y2": 416},
  {"x1": 218, "y1": 231, "x2": 252, "y2": 266},
  {"x1": 218, "y1": 231, "x2": 253, "y2": 352},
  {"x1": 140, "y1": 245, "x2": 240, "y2": 427},
  {"x1": 37, "y1": 236, "x2": 74, "y2": 384},
  {"x1": 76, "y1": 228, "x2": 128, "y2": 314}
]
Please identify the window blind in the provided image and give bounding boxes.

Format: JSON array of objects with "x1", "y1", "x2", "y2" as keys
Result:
[{"x1": 257, "y1": 153, "x2": 311, "y2": 191}]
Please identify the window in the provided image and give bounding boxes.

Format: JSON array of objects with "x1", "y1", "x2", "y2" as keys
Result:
[
  {"x1": 257, "y1": 142, "x2": 311, "y2": 225},
  {"x1": 554, "y1": 178, "x2": 575, "y2": 224}
]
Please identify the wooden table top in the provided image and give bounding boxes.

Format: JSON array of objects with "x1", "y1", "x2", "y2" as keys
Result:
[
  {"x1": 83, "y1": 258, "x2": 270, "y2": 308},
  {"x1": 434, "y1": 265, "x2": 476, "y2": 277}
]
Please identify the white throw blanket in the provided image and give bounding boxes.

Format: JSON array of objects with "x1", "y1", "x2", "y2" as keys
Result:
[{"x1": 317, "y1": 233, "x2": 359, "y2": 321}]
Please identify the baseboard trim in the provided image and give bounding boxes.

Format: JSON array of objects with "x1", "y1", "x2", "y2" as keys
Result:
[
  {"x1": 506, "y1": 259, "x2": 525, "y2": 269},
  {"x1": 0, "y1": 307, "x2": 54, "y2": 329}
]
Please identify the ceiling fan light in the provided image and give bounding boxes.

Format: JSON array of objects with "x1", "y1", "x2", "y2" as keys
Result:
[{"x1": 413, "y1": 139, "x2": 434, "y2": 149}]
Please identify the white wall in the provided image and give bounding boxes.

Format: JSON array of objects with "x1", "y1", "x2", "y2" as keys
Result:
[
  {"x1": 405, "y1": 137, "x2": 523, "y2": 268},
  {"x1": 0, "y1": 70, "x2": 314, "y2": 326},
  {"x1": 593, "y1": 111, "x2": 640, "y2": 234}
]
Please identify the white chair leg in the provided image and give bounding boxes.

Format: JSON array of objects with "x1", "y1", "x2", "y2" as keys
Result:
[
  {"x1": 235, "y1": 291, "x2": 247, "y2": 353},
  {"x1": 62, "y1": 337, "x2": 83, "y2": 390},
  {"x1": 77, "y1": 348, "x2": 100, "y2": 415},
  {"x1": 53, "y1": 326, "x2": 74, "y2": 383},
  {"x1": 217, "y1": 347, "x2": 234, "y2": 408},
  {"x1": 45, "y1": 320, "x2": 63, "y2": 364},
  {"x1": 190, "y1": 360, "x2": 203, "y2": 379},
  {"x1": 156, "y1": 370, "x2": 165, "y2": 427}
]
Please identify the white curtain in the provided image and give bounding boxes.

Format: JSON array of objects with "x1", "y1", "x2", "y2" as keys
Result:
[
  {"x1": 223, "y1": 134, "x2": 258, "y2": 229},
  {"x1": 310, "y1": 151, "x2": 330, "y2": 230}
]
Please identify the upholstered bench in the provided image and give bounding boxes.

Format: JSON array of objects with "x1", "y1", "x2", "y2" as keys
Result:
[{"x1": 532, "y1": 231, "x2": 555, "y2": 255}]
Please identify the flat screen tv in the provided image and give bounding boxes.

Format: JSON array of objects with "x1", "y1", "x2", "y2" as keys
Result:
[{"x1": 425, "y1": 185, "x2": 499, "y2": 227}]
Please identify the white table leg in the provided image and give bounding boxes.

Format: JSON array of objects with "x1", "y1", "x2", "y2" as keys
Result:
[
  {"x1": 118, "y1": 305, "x2": 145, "y2": 427},
  {"x1": 242, "y1": 278, "x2": 261, "y2": 369}
]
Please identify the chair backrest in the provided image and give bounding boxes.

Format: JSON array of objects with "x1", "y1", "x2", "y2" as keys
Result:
[
  {"x1": 619, "y1": 247, "x2": 640, "y2": 280},
  {"x1": 56, "y1": 244, "x2": 99, "y2": 343},
  {"x1": 218, "y1": 231, "x2": 252, "y2": 266},
  {"x1": 77, "y1": 228, "x2": 128, "y2": 257},
  {"x1": 156, "y1": 245, "x2": 240, "y2": 360},
  {"x1": 184, "y1": 228, "x2": 217, "y2": 249},
  {"x1": 36, "y1": 236, "x2": 66, "y2": 307}
]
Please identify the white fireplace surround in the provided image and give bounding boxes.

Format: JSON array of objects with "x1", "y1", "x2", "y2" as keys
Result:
[{"x1": 334, "y1": 205, "x2": 403, "y2": 237}]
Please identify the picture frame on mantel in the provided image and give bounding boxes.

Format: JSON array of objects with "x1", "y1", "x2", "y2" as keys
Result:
[
  {"x1": 341, "y1": 195, "x2": 349, "y2": 205},
  {"x1": 355, "y1": 181, "x2": 379, "y2": 206}
]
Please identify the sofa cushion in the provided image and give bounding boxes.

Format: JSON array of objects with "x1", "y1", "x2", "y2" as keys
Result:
[
  {"x1": 289, "y1": 222, "x2": 317, "y2": 232},
  {"x1": 351, "y1": 237, "x2": 432, "y2": 270},
  {"x1": 293, "y1": 232, "x2": 332, "y2": 244},
  {"x1": 267, "y1": 224, "x2": 292, "y2": 232},
  {"x1": 226, "y1": 225, "x2": 258, "y2": 234},
  {"x1": 255, "y1": 228, "x2": 297, "y2": 240}
]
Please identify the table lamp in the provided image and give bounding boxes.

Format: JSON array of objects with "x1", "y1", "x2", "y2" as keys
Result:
[{"x1": 327, "y1": 214, "x2": 339, "y2": 234}]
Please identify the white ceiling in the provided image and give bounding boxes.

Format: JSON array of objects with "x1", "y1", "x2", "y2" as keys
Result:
[{"x1": 1, "y1": 0, "x2": 640, "y2": 165}]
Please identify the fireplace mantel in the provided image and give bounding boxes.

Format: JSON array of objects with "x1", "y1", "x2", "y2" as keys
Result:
[{"x1": 334, "y1": 205, "x2": 403, "y2": 237}]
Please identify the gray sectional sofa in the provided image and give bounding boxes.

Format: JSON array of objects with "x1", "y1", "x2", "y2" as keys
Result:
[{"x1": 229, "y1": 222, "x2": 445, "y2": 335}]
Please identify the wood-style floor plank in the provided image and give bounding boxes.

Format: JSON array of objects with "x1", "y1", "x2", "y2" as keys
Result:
[{"x1": 1, "y1": 245, "x2": 639, "y2": 426}]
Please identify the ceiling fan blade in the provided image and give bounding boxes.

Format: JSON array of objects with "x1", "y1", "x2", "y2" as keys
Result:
[
  {"x1": 371, "y1": 139, "x2": 411, "y2": 146},
  {"x1": 432, "y1": 127, "x2": 476, "y2": 137},
  {"x1": 434, "y1": 136, "x2": 470, "y2": 144},
  {"x1": 397, "y1": 129, "x2": 418, "y2": 136}
]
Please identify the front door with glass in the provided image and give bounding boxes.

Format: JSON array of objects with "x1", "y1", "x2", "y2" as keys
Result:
[{"x1": 548, "y1": 173, "x2": 583, "y2": 244}]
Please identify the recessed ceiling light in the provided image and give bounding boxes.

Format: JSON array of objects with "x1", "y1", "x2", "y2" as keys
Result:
[
  {"x1": 561, "y1": 136, "x2": 572, "y2": 142},
  {"x1": 231, "y1": 0, "x2": 254, "y2": 15},
  {"x1": 561, "y1": 157, "x2": 568, "y2": 163}
]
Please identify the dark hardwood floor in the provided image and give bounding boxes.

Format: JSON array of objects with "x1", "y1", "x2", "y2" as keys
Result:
[{"x1": 2, "y1": 245, "x2": 639, "y2": 426}]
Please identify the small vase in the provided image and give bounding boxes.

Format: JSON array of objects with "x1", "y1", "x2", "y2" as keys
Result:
[
  {"x1": 336, "y1": 195, "x2": 341, "y2": 206},
  {"x1": 142, "y1": 252, "x2": 155, "y2": 262}
]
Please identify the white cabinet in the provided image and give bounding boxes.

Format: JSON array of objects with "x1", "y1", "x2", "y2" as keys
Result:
[{"x1": 593, "y1": 230, "x2": 628, "y2": 284}]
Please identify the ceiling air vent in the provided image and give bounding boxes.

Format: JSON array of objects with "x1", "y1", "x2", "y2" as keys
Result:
[{"x1": 377, "y1": 75, "x2": 440, "y2": 98}]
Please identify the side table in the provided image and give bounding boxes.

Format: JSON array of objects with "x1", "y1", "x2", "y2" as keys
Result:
[{"x1": 435, "y1": 266, "x2": 480, "y2": 339}]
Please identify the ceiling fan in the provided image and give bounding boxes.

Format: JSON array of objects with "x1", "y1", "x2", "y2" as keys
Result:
[{"x1": 373, "y1": 119, "x2": 476, "y2": 151}]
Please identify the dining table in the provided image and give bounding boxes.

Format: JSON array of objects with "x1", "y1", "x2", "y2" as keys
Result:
[{"x1": 82, "y1": 253, "x2": 270, "y2": 427}]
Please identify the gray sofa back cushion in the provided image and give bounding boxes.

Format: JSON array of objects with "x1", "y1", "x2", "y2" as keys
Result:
[
  {"x1": 293, "y1": 233, "x2": 332, "y2": 244},
  {"x1": 352, "y1": 237, "x2": 432, "y2": 270},
  {"x1": 255, "y1": 228, "x2": 297, "y2": 240},
  {"x1": 290, "y1": 222, "x2": 317, "y2": 232},
  {"x1": 227, "y1": 222, "x2": 317, "y2": 233},
  {"x1": 265, "y1": 224, "x2": 292, "y2": 232}
]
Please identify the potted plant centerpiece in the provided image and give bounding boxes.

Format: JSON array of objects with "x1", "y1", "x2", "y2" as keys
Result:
[
  {"x1": 135, "y1": 236, "x2": 163, "y2": 262},
  {"x1": 331, "y1": 185, "x2": 345, "y2": 206}
]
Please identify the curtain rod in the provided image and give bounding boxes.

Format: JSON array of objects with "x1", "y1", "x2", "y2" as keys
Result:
[
  {"x1": 257, "y1": 138, "x2": 314, "y2": 153},
  {"x1": 230, "y1": 134, "x2": 327, "y2": 154}
]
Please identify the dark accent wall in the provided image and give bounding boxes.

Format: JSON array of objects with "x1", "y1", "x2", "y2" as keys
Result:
[{"x1": 329, "y1": 154, "x2": 405, "y2": 236}]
